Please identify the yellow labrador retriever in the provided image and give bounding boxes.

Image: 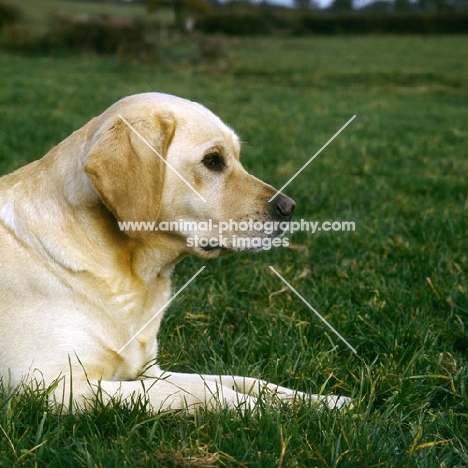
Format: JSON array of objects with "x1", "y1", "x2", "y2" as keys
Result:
[{"x1": 0, "y1": 93, "x2": 348, "y2": 412}]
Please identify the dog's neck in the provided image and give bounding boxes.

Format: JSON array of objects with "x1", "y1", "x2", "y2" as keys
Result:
[{"x1": 0, "y1": 147, "x2": 186, "y2": 291}]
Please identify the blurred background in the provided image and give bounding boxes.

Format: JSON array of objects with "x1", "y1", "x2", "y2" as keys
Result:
[{"x1": 1, "y1": 0, "x2": 467, "y2": 60}]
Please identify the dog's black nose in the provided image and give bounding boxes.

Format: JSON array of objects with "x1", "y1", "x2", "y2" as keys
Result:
[{"x1": 273, "y1": 193, "x2": 296, "y2": 220}]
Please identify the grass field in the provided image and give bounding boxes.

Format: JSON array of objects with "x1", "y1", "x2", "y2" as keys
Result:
[{"x1": 0, "y1": 32, "x2": 467, "y2": 467}]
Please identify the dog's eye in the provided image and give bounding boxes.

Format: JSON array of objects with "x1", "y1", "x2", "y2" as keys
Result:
[{"x1": 203, "y1": 152, "x2": 224, "y2": 171}]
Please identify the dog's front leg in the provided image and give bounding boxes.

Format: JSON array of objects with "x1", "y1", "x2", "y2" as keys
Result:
[
  {"x1": 57, "y1": 376, "x2": 257, "y2": 414},
  {"x1": 195, "y1": 374, "x2": 352, "y2": 410}
]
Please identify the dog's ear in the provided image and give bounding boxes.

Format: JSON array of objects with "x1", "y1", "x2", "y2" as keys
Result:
[{"x1": 85, "y1": 114, "x2": 175, "y2": 227}]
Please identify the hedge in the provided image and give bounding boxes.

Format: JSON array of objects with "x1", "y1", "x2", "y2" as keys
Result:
[
  {"x1": 0, "y1": 1, "x2": 21, "y2": 25},
  {"x1": 290, "y1": 13, "x2": 468, "y2": 35},
  {"x1": 195, "y1": 12, "x2": 468, "y2": 35},
  {"x1": 195, "y1": 12, "x2": 271, "y2": 36}
]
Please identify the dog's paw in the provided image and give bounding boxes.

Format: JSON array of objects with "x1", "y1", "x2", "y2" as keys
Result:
[
  {"x1": 268, "y1": 389, "x2": 352, "y2": 411},
  {"x1": 320, "y1": 395, "x2": 353, "y2": 410}
]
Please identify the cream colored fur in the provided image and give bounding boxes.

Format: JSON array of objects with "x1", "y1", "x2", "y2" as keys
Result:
[{"x1": 0, "y1": 93, "x2": 349, "y2": 412}]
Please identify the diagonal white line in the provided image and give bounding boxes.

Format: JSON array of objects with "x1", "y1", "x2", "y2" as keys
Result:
[
  {"x1": 268, "y1": 266, "x2": 357, "y2": 354},
  {"x1": 117, "y1": 266, "x2": 206, "y2": 355},
  {"x1": 118, "y1": 114, "x2": 207, "y2": 203},
  {"x1": 269, "y1": 115, "x2": 356, "y2": 202}
]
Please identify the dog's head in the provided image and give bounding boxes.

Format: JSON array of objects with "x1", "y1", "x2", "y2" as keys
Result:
[{"x1": 85, "y1": 93, "x2": 295, "y2": 258}]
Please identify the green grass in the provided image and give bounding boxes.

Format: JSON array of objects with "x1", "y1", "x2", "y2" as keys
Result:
[{"x1": 1, "y1": 35, "x2": 467, "y2": 466}]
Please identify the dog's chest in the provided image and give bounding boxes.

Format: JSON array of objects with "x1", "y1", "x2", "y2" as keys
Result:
[
  {"x1": 109, "y1": 339, "x2": 158, "y2": 380},
  {"x1": 106, "y1": 275, "x2": 172, "y2": 380}
]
